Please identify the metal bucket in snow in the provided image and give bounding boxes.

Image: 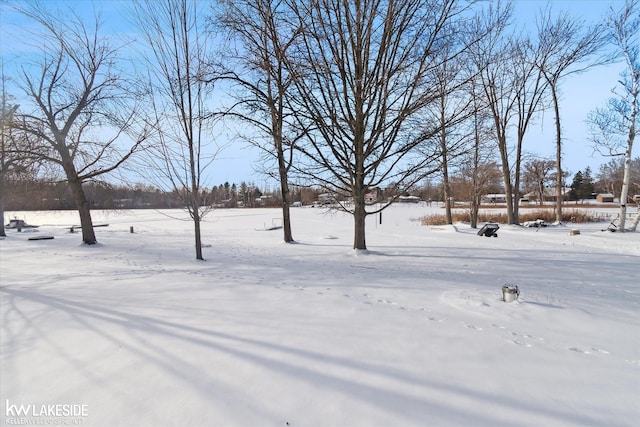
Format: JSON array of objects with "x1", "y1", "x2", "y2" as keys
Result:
[{"x1": 502, "y1": 285, "x2": 519, "y2": 303}]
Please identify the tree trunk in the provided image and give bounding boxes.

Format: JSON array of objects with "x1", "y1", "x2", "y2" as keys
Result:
[
  {"x1": 630, "y1": 205, "x2": 640, "y2": 232},
  {"x1": 618, "y1": 144, "x2": 633, "y2": 232},
  {"x1": 0, "y1": 169, "x2": 6, "y2": 237},
  {"x1": 442, "y1": 158, "x2": 453, "y2": 225},
  {"x1": 277, "y1": 137, "x2": 294, "y2": 243},
  {"x1": 68, "y1": 178, "x2": 97, "y2": 245},
  {"x1": 192, "y1": 204, "x2": 203, "y2": 260},
  {"x1": 470, "y1": 157, "x2": 479, "y2": 228},
  {"x1": 497, "y1": 139, "x2": 515, "y2": 224},
  {"x1": 618, "y1": 74, "x2": 637, "y2": 232},
  {"x1": 470, "y1": 104, "x2": 480, "y2": 229},
  {"x1": 190, "y1": 166, "x2": 204, "y2": 260},
  {"x1": 512, "y1": 135, "x2": 524, "y2": 225},
  {"x1": 439, "y1": 96, "x2": 453, "y2": 225},
  {"x1": 510, "y1": 184, "x2": 518, "y2": 224},
  {"x1": 352, "y1": 153, "x2": 367, "y2": 250},
  {"x1": 280, "y1": 180, "x2": 294, "y2": 243},
  {"x1": 552, "y1": 85, "x2": 563, "y2": 223},
  {"x1": 353, "y1": 195, "x2": 367, "y2": 250}
]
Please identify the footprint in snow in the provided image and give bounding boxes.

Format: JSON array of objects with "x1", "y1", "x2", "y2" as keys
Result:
[
  {"x1": 509, "y1": 339, "x2": 533, "y2": 348},
  {"x1": 569, "y1": 347, "x2": 591, "y2": 354},
  {"x1": 568, "y1": 347, "x2": 609, "y2": 355}
]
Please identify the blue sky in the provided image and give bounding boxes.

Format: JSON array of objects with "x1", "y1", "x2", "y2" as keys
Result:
[
  {"x1": 0, "y1": 0, "x2": 629, "y2": 189},
  {"x1": 512, "y1": 0, "x2": 626, "y2": 175}
]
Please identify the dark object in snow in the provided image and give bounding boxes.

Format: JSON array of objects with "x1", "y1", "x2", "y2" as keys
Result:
[
  {"x1": 28, "y1": 235, "x2": 54, "y2": 241},
  {"x1": 523, "y1": 219, "x2": 547, "y2": 228},
  {"x1": 255, "y1": 225, "x2": 283, "y2": 231},
  {"x1": 604, "y1": 214, "x2": 620, "y2": 232},
  {"x1": 69, "y1": 223, "x2": 109, "y2": 233},
  {"x1": 502, "y1": 285, "x2": 519, "y2": 302},
  {"x1": 256, "y1": 218, "x2": 283, "y2": 231},
  {"x1": 477, "y1": 223, "x2": 499, "y2": 237},
  {"x1": 5, "y1": 219, "x2": 39, "y2": 230}
]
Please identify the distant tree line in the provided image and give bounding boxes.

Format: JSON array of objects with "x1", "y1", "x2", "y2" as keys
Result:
[
  {"x1": 5, "y1": 155, "x2": 636, "y2": 212},
  {"x1": 1, "y1": 179, "x2": 351, "y2": 211}
]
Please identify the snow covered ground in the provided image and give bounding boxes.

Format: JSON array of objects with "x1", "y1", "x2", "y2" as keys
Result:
[{"x1": 1, "y1": 205, "x2": 638, "y2": 426}]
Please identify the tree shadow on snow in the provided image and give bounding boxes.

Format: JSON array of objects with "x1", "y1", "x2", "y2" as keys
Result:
[{"x1": 0, "y1": 285, "x2": 612, "y2": 426}]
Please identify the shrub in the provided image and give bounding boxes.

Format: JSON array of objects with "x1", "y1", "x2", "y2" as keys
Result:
[{"x1": 418, "y1": 209, "x2": 602, "y2": 226}]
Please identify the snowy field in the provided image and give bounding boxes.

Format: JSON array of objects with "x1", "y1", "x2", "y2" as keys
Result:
[{"x1": 1, "y1": 205, "x2": 638, "y2": 427}]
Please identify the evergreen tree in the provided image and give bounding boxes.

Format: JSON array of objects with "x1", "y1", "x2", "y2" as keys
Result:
[
  {"x1": 580, "y1": 167, "x2": 595, "y2": 199},
  {"x1": 569, "y1": 171, "x2": 583, "y2": 201}
]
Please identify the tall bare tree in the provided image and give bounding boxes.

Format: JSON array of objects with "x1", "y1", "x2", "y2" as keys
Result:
[
  {"x1": 0, "y1": 68, "x2": 20, "y2": 237},
  {"x1": 285, "y1": 0, "x2": 465, "y2": 250},
  {"x1": 589, "y1": 0, "x2": 638, "y2": 232},
  {"x1": 536, "y1": 8, "x2": 606, "y2": 222},
  {"x1": 463, "y1": 79, "x2": 499, "y2": 228},
  {"x1": 215, "y1": 0, "x2": 302, "y2": 243},
  {"x1": 511, "y1": 38, "x2": 549, "y2": 223},
  {"x1": 469, "y1": 2, "x2": 519, "y2": 223},
  {"x1": 10, "y1": 3, "x2": 146, "y2": 244},
  {"x1": 132, "y1": 0, "x2": 218, "y2": 259},
  {"x1": 471, "y1": 2, "x2": 547, "y2": 224},
  {"x1": 428, "y1": 42, "x2": 475, "y2": 225}
]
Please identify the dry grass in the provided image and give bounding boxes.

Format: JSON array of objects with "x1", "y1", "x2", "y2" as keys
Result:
[{"x1": 418, "y1": 209, "x2": 604, "y2": 226}]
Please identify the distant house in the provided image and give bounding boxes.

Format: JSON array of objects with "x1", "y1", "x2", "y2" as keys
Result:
[
  {"x1": 398, "y1": 195, "x2": 420, "y2": 203},
  {"x1": 523, "y1": 187, "x2": 571, "y2": 203},
  {"x1": 315, "y1": 193, "x2": 337, "y2": 205},
  {"x1": 481, "y1": 194, "x2": 506, "y2": 204},
  {"x1": 596, "y1": 193, "x2": 615, "y2": 203}
]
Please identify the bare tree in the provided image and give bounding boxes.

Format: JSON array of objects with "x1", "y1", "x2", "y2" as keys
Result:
[
  {"x1": 511, "y1": 39, "x2": 549, "y2": 223},
  {"x1": 214, "y1": 0, "x2": 303, "y2": 243},
  {"x1": 284, "y1": 0, "x2": 466, "y2": 250},
  {"x1": 428, "y1": 42, "x2": 475, "y2": 225},
  {"x1": 536, "y1": 8, "x2": 606, "y2": 222},
  {"x1": 469, "y1": 2, "x2": 521, "y2": 223},
  {"x1": 132, "y1": 0, "x2": 219, "y2": 259},
  {"x1": 471, "y1": 3, "x2": 548, "y2": 225},
  {"x1": 460, "y1": 77, "x2": 500, "y2": 228},
  {"x1": 460, "y1": 11, "x2": 507, "y2": 229},
  {"x1": 458, "y1": 155, "x2": 501, "y2": 227},
  {"x1": 0, "y1": 68, "x2": 20, "y2": 237},
  {"x1": 596, "y1": 156, "x2": 640, "y2": 197},
  {"x1": 589, "y1": 0, "x2": 639, "y2": 232},
  {"x1": 521, "y1": 158, "x2": 555, "y2": 205},
  {"x1": 10, "y1": 3, "x2": 147, "y2": 244}
]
